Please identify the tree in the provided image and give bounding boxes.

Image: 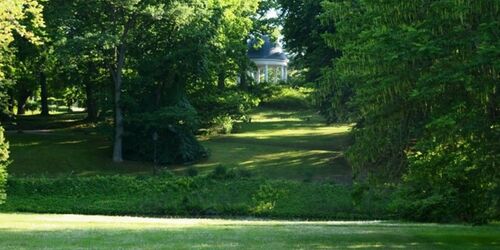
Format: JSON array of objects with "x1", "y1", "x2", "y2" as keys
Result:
[
  {"x1": 1, "y1": 0, "x2": 44, "y2": 117},
  {"x1": 0, "y1": 0, "x2": 44, "y2": 203},
  {"x1": 321, "y1": 0, "x2": 499, "y2": 223},
  {"x1": 0, "y1": 126, "x2": 8, "y2": 204},
  {"x1": 278, "y1": 0, "x2": 338, "y2": 83},
  {"x1": 206, "y1": 0, "x2": 259, "y2": 90},
  {"x1": 121, "y1": 0, "x2": 258, "y2": 164},
  {"x1": 57, "y1": 0, "x2": 184, "y2": 162}
]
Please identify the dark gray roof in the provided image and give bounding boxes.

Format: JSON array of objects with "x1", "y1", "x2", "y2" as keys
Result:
[{"x1": 248, "y1": 35, "x2": 287, "y2": 61}]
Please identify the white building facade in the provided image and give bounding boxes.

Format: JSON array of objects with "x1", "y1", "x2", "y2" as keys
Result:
[{"x1": 248, "y1": 35, "x2": 288, "y2": 83}]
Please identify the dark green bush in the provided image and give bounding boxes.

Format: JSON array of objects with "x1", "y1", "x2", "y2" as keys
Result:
[
  {"x1": 186, "y1": 167, "x2": 198, "y2": 177},
  {"x1": 190, "y1": 87, "x2": 259, "y2": 133},
  {"x1": 392, "y1": 137, "x2": 499, "y2": 224},
  {"x1": 0, "y1": 175, "x2": 389, "y2": 220},
  {"x1": 123, "y1": 101, "x2": 207, "y2": 164},
  {"x1": 210, "y1": 165, "x2": 228, "y2": 179},
  {"x1": 0, "y1": 126, "x2": 8, "y2": 204},
  {"x1": 247, "y1": 82, "x2": 280, "y2": 102}
]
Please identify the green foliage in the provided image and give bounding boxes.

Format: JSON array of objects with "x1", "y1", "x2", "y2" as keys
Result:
[
  {"x1": 248, "y1": 83, "x2": 313, "y2": 110},
  {"x1": 260, "y1": 86, "x2": 313, "y2": 110},
  {"x1": 393, "y1": 138, "x2": 498, "y2": 224},
  {"x1": 320, "y1": 0, "x2": 500, "y2": 223},
  {"x1": 0, "y1": 126, "x2": 9, "y2": 204},
  {"x1": 191, "y1": 87, "x2": 259, "y2": 133},
  {"x1": 0, "y1": 0, "x2": 44, "y2": 81},
  {"x1": 247, "y1": 82, "x2": 280, "y2": 101},
  {"x1": 211, "y1": 115, "x2": 235, "y2": 134},
  {"x1": 186, "y1": 167, "x2": 199, "y2": 177},
  {"x1": 278, "y1": 0, "x2": 339, "y2": 82},
  {"x1": 251, "y1": 183, "x2": 287, "y2": 214},
  {"x1": 1, "y1": 175, "x2": 389, "y2": 220},
  {"x1": 123, "y1": 102, "x2": 207, "y2": 164}
]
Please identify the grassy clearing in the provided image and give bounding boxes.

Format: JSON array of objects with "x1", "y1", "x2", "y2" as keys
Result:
[
  {"x1": 5, "y1": 109, "x2": 352, "y2": 182},
  {"x1": 0, "y1": 213, "x2": 499, "y2": 249},
  {"x1": 189, "y1": 109, "x2": 352, "y2": 182}
]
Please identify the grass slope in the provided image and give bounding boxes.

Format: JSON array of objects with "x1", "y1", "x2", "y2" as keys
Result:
[
  {"x1": 6, "y1": 109, "x2": 352, "y2": 182},
  {"x1": 1, "y1": 213, "x2": 499, "y2": 249}
]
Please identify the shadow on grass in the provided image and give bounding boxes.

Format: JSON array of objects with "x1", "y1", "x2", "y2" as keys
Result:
[
  {"x1": 0, "y1": 223, "x2": 498, "y2": 249},
  {"x1": 3, "y1": 112, "x2": 88, "y2": 131},
  {"x1": 5, "y1": 130, "x2": 154, "y2": 177}
]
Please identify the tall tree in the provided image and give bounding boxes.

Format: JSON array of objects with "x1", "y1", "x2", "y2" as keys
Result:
[
  {"x1": 0, "y1": 0, "x2": 44, "y2": 203},
  {"x1": 59, "y1": 0, "x2": 181, "y2": 162},
  {"x1": 278, "y1": 0, "x2": 338, "y2": 82},
  {"x1": 207, "y1": 0, "x2": 259, "y2": 90},
  {"x1": 321, "y1": 0, "x2": 499, "y2": 223},
  {"x1": 0, "y1": 126, "x2": 7, "y2": 204}
]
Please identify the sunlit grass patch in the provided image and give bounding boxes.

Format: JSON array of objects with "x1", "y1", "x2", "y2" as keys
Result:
[
  {"x1": 0, "y1": 213, "x2": 498, "y2": 249},
  {"x1": 192, "y1": 109, "x2": 352, "y2": 182}
]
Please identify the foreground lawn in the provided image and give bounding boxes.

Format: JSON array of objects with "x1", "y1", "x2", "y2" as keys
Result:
[
  {"x1": 6, "y1": 109, "x2": 352, "y2": 182},
  {"x1": 0, "y1": 213, "x2": 498, "y2": 249}
]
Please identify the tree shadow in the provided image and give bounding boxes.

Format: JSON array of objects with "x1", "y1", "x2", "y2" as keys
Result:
[{"x1": 0, "y1": 222, "x2": 497, "y2": 249}]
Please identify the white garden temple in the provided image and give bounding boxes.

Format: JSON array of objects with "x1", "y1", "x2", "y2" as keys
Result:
[{"x1": 248, "y1": 35, "x2": 288, "y2": 83}]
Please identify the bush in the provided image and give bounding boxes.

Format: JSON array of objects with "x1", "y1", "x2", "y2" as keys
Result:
[
  {"x1": 247, "y1": 82, "x2": 280, "y2": 101},
  {"x1": 210, "y1": 165, "x2": 228, "y2": 179},
  {"x1": 24, "y1": 99, "x2": 38, "y2": 113},
  {"x1": 209, "y1": 115, "x2": 234, "y2": 135},
  {"x1": 0, "y1": 175, "x2": 389, "y2": 220},
  {"x1": 186, "y1": 167, "x2": 198, "y2": 177},
  {"x1": 0, "y1": 126, "x2": 9, "y2": 204},
  {"x1": 123, "y1": 101, "x2": 207, "y2": 164},
  {"x1": 190, "y1": 87, "x2": 259, "y2": 133},
  {"x1": 256, "y1": 85, "x2": 313, "y2": 110},
  {"x1": 391, "y1": 138, "x2": 499, "y2": 224}
]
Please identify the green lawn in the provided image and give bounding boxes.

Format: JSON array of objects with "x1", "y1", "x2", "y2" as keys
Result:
[
  {"x1": 6, "y1": 109, "x2": 353, "y2": 182},
  {"x1": 0, "y1": 213, "x2": 498, "y2": 249}
]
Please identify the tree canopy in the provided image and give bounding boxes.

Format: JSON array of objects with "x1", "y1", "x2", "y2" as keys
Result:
[{"x1": 317, "y1": 0, "x2": 499, "y2": 223}]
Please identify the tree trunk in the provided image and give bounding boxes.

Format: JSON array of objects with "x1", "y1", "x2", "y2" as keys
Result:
[
  {"x1": 17, "y1": 90, "x2": 31, "y2": 115},
  {"x1": 85, "y1": 81, "x2": 98, "y2": 121},
  {"x1": 8, "y1": 90, "x2": 15, "y2": 114},
  {"x1": 217, "y1": 71, "x2": 225, "y2": 90},
  {"x1": 111, "y1": 43, "x2": 126, "y2": 163},
  {"x1": 40, "y1": 72, "x2": 49, "y2": 116},
  {"x1": 239, "y1": 71, "x2": 248, "y2": 91}
]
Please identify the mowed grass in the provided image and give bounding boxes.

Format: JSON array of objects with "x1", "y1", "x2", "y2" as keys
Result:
[
  {"x1": 5, "y1": 128, "x2": 155, "y2": 176},
  {"x1": 5, "y1": 109, "x2": 352, "y2": 182},
  {"x1": 191, "y1": 109, "x2": 353, "y2": 183},
  {"x1": 0, "y1": 213, "x2": 499, "y2": 249}
]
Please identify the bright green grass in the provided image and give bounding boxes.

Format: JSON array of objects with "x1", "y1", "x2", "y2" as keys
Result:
[
  {"x1": 0, "y1": 213, "x2": 499, "y2": 249},
  {"x1": 5, "y1": 109, "x2": 352, "y2": 182},
  {"x1": 188, "y1": 109, "x2": 353, "y2": 182}
]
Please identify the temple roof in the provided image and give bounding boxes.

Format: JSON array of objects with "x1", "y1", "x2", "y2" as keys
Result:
[{"x1": 248, "y1": 35, "x2": 287, "y2": 61}]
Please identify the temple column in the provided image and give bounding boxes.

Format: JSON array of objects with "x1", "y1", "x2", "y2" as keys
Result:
[
  {"x1": 256, "y1": 67, "x2": 261, "y2": 83},
  {"x1": 275, "y1": 66, "x2": 279, "y2": 82},
  {"x1": 284, "y1": 66, "x2": 288, "y2": 82},
  {"x1": 264, "y1": 64, "x2": 269, "y2": 82}
]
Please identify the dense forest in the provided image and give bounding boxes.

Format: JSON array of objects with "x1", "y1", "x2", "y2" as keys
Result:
[{"x1": 0, "y1": 0, "x2": 498, "y2": 226}]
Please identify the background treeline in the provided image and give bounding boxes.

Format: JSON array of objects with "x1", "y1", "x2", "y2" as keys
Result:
[{"x1": 280, "y1": 0, "x2": 499, "y2": 223}]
